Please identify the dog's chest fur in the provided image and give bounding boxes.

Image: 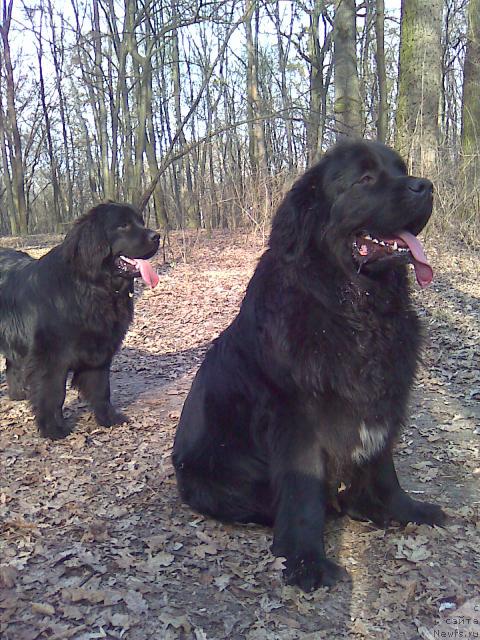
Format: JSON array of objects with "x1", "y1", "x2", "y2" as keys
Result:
[
  {"x1": 72, "y1": 285, "x2": 133, "y2": 367},
  {"x1": 351, "y1": 421, "x2": 388, "y2": 463},
  {"x1": 281, "y1": 280, "x2": 421, "y2": 464},
  {"x1": 294, "y1": 295, "x2": 419, "y2": 401}
]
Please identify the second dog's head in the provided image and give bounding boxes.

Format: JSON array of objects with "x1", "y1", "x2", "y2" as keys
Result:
[{"x1": 62, "y1": 202, "x2": 160, "y2": 282}]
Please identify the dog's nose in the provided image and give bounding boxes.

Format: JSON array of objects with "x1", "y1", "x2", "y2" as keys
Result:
[
  {"x1": 408, "y1": 178, "x2": 433, "y2": 194},
  {"x1": 149, "y1": 231, "x2": 160, "y2": 244}
]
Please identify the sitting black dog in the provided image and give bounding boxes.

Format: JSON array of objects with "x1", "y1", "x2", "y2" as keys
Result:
[
  {"x1": 0, "y1": 202, "x2": 159, "y2": 439},
  {"x1": 173, "y1": 140, "x2": 446, "y2": 591}
]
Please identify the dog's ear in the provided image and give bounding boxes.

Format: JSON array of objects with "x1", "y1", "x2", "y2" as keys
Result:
[
  {"x1": 62, "y1": 204, "x2": 111, "y2": 279},
  {"x1": 269, "y1": 163, "x2": 329, "y2": 260}
]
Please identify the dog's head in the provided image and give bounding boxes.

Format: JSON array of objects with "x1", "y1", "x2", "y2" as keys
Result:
[
  {"x1": 62, "y1": 202, "x2": 160, "y2": 282},
  {"x1": 269, "y1": 140, "x2": 434, "y2": 287}
]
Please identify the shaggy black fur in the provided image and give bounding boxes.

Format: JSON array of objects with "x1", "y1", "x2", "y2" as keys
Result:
[
  {"x1": 172, "y1": 140, "x2": 446, "y2": 592},
  {"x1": 0, "y1": 202, "x2": 159, "y2": 440}
]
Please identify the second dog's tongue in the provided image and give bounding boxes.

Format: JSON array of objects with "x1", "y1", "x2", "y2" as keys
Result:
[
  {"x1": 135, "y1": 259, "x2": 159, "y2": 288},
  {"x1": 397, "y1": 231, "x2": 433, "y2": 288}
]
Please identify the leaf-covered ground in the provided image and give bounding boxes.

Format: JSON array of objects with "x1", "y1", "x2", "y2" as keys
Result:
[{"x1": 1, "y1": 230, "x2": 479, "y2": 640}]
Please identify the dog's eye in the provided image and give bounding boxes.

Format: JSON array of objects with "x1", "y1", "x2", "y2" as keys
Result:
[
  {"x1": 357, "y1": 174, "x2": 375, "y2": 185},
  {"x1": 118, "y1": 223, "x2": 131, "y2": 231}
]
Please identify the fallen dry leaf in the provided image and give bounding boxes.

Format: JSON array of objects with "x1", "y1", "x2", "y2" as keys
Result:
[{"x1": 31, "y1": 602, "x2": 55, "y2": 616}]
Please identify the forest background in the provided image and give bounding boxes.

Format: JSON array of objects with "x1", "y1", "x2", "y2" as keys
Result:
[{"x1": 0, "y1": 0, "x2": 479, "y2": 244}]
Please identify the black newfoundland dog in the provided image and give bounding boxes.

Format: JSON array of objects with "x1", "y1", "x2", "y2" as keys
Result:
[
  {"x1": 0, "y1": 202, "x2": 159, "y2": 440},
  {"x1": 173, "y1": 140, "x2": 446, "y2": 591}
]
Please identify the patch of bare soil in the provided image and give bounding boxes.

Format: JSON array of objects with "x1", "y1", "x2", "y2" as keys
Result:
[{"x1": 1, "y1": 230, "x2": 479, "y2": 640}]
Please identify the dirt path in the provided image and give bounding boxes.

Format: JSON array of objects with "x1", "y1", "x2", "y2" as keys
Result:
[{"x1": 1, "y1": 231, "x2": 479, "y2": 640}]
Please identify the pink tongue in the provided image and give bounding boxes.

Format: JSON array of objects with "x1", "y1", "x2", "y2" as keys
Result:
[
  {"x1": 396, "y1": 231, "x2": 433, "y2": 288},
  {"x1": 135, "y1": 258, "x2": 159, "y2": 288}
]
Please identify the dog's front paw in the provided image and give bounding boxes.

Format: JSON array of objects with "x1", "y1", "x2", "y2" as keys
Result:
[
  {"x1": 95, "y1": 405, "x2": 129, "y2": 427},
  {"x1": 284, "y1": 554, "x2": 348, "y2": 592},
  {"x1": 392, "y1": 495, "x2": 447, "y2": 527},
  {"x1": 37, "y1": 416, "x2": 72, "y2": 440}
]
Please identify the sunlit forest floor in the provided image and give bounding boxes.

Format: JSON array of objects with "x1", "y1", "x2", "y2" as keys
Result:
[{"x1": 1, "y1": 230, "x2": 479, "y2": 640}]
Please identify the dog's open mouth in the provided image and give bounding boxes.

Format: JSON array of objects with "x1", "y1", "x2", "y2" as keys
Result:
[
  {"x1": 114, "y1": 256, "x2": 159, "y2": 288},
  {"x1": 352, "y1": 230, "x2": 433, "y2": 287}
]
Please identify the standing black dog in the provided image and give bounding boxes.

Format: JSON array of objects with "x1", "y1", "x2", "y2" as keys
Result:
[
  {"x1": 0, "y1": 202, "x2": 159, "y2": 440},
  {"x1": 173, "y1": 140, "x2": 446, "y2": 591}
]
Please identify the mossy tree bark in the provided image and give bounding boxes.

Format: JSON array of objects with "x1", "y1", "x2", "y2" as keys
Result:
[
  {"x1": 461, "y1": 0, "x2": 480, "y2": 157},
  {"x1": 375, "y1": 0, "x2": 388, "y2": 143},
  {"x1": 245, "y1": 0, "x2": 268, "y2": 178},
  {"x1": 333, "y1": 0, "x2": 363, "y2": 139},
  {"x1": 0, "y1": 0, "x2": 28, "y2": 234},
  {"x1": 395, "y1": 0, "x2": 443, "y2": 174}
]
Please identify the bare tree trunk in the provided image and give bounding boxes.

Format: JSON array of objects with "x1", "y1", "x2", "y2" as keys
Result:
[
  {"x1": 121, "y1": 0, "x2": 135, "y2": 201},
  {"x1": 0, "y1": 0, "x2": 27, "y2": 233},
  {"x1": 137, "y1": 6, "x2": 163, "y2": 227},
  {"x1": 375, "y1": 0, "x2": 388, "y2": 142},
  {"x1": 171, "y1": 1, "x2": 198, "y2": 227},
  {"x1": 195, "y1": 21, "x2": 227, "y2": 229},
  {"x1": 307, "y1": 3, "x2": 333, "y2": 161},
  {"x1": 127, "y1": 7, "x2": 151, "y2": 206},
  {"x1": 158, "y1": 39, "x2": 182, "y2": 224},
  {"x1": 245, "y1": 0, "x2": 267, "y2": 176},
  {"x1": 396, "y1": 0, "x2": 443, "y2": 174},
  {"x1": 48, "y1": 2, "x2": 73, "y2": 220},
  {"x1": 145, "y1": 128, "x2": 169, "y2": 229},
  {"x1": 92, "y1": 0, "x2": 111, "y2": 198},
  {"x1": 106, "y1": 37, "x2": 119, "y2": 198},
  {"x1": 71, "y1": 80, "x2": 99, "y2": 199},
  {"x1": 272, "y1": 1, "x2": 294, "y2": 170},
  {"x1": 35, "y1": 2, "x2": 63, "y2": 230},
  {"x1": 0, "y1": 80, "x2": 16, "y2": 232},
  {"x1": 333, "y1": 0, "x2": 363, "y2": 139},
  {"x1": 359, "y1": 0, "x2": 373, "y2": 125},
  {"x1": 101, "y1": 0, "x2": 128, "y2": 200},
  {"x1": 308, "y1": 2, "x2": 323, "y2": 161},
  {"x1": 461, "y1": 0, "x2": 480, "y2": 156},
  {"x1": 71, "y1": 0, "x2": 99, "y2": 201}
]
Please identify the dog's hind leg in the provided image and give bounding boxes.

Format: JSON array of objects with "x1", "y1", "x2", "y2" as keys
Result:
[
  {"x1": 28, "y1": 362, "x2": 70, "y2": 439},
  {"x1": 174, "y1": 461, "x2": 274, "y2": 527},
  {"x1": 6, "y1": 358, "x2": 27, "y2": 400},
  {"x1": 72, "y1": 363, "x2": 128, "y2": 427},
  {"x1": 340, "y1": 448, "x2": 446, "y2": 527}
]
